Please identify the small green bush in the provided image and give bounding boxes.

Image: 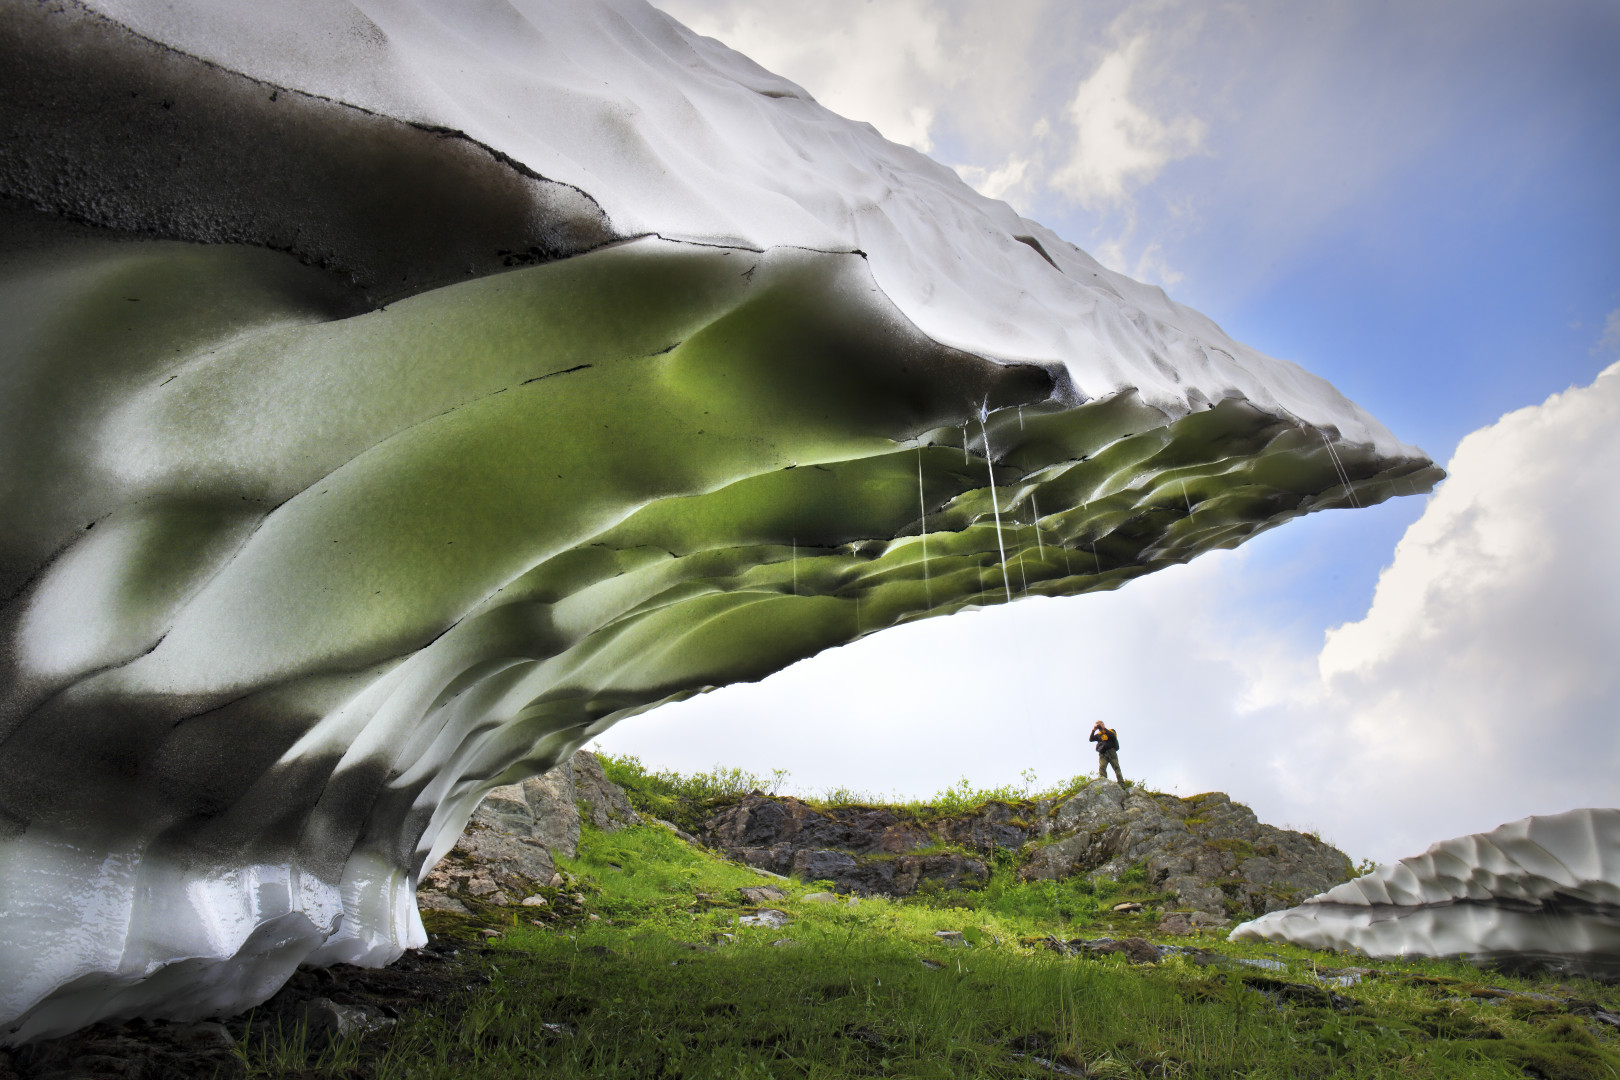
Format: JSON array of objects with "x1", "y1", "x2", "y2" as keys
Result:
[{"x1": 596, "y1": 754, "x2": 791, "y2": 831}]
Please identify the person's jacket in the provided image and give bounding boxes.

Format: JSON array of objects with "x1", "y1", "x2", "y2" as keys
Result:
[{"x1": 1089, "y1": 727, "x2": 1119, "y2": 754}]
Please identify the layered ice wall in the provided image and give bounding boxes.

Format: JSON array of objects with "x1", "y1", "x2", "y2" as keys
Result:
[
  {"x1": 1, "y1": 0, "x2": 1438, "y2": 1042},
  {"x1": 1232, "y1": 809, "x2": 1620, "y2": 977}
]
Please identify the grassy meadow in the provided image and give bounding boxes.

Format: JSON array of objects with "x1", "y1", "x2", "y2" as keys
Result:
[{"x1": 234, "y1": 766, "x2": 1620, "y2": 1079}]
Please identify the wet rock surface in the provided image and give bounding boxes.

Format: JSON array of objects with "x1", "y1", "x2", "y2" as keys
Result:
[
  {"x1": 417, "y1": 750, "x2": 637, "y2": 911},
  {"x1": 695, "y1": 785, "x2": 1351, "y2": 915}
]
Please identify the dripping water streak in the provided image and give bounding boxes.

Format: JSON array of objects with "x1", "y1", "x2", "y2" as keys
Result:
[
  {"x1": 1321, "y1": 432, "x2": 1360, "y2": 508},
  {"x1": 1181, "y1": 480, "x2": 1193, "y2": 514},
  {"x1": 1016, "y1": 523, "x2": 1030, "y2": 596},
  {"x1": 791, "y1": 538, "x2": 798, "y2": 596},
  {"x1": 1031, "y1": 492, "x2": 1045, "y2": 558},
  {"x1": 980, "y1": 410, "x2": 1013, "y2": 604},
  {"x1": 918, "y1": 450, "x2": 933, "y2": 609}
]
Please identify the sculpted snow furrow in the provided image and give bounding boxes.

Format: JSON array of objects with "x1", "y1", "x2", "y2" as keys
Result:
[{"x1": 1232, "y1": 809, "x2": 1620, "y2": 977}]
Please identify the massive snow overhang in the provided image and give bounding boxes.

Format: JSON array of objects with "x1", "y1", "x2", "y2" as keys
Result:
[{"x1": 1, "y1": 0, "x2": 1439, "y2": 1043}]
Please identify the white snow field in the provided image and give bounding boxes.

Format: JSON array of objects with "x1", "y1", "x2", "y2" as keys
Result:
[
  {"x1": 0, "y1": 0, "x2": 1443, "y2": 1042},
  {"x1": 1233, "y1": 809, "x2": 1620, "y2": 978}
]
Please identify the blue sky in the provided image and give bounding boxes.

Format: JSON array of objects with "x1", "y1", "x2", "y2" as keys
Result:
[{"x1": 600, "y1": 0, "x2": 1620, "y2": 863}]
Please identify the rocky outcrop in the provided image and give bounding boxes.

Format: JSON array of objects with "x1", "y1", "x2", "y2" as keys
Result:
[
  {"x1": 699, "y1": 794, "x2": 989, "y2": 897},
  {"x1": 417, "y1": 751, "x2": 637, "y2": 912},
  {"x1": 419, "y1": 767, "x2": 1346, "y2": 920},
  {"x1": 1021, "y1": 786, "x2": 1352, "y2": 919},
  {"x1": 697, "y1": 784, "x2": 1351, "y2": 917}
]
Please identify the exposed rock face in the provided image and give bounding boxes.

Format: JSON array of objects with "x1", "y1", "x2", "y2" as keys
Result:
[
  {"x1": 1022, "y1": 787, "x2": 1352, "y2": 918},
  {"x1": 699, "y1": 793, "x2": 988, "y2": 897},
  {"x1": 697, "y1": 786, "x2": 1351, "y2": 916},
  {"x1": 1233, "y1": 808, "x2": 1620, "y2": 978},
  {"x1": 0, "y1": 0, "x2": 1437, "y2": 1044},
  {"x1": 570, "y1": 753, "x2": 643, "y2": 834},
  {"x1": 416, "y1": 751, "x2": 635, "y2": 912}
]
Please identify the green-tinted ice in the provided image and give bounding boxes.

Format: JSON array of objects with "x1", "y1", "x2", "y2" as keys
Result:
[{"x1": 0, "y1": 234, "x2": 1437, "y2": 1043}]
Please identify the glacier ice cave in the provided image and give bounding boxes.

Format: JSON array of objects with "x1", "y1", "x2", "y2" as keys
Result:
[{"x1": 0, "y1": 0, "x2": 1453, "y2": 1042}]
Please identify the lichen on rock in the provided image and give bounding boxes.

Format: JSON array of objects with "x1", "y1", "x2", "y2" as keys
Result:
[{"x1": 1020, "y1": 787, "x2": 1351, "y2": 919}]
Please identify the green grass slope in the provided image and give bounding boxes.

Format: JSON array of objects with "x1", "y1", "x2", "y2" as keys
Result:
[{"x1": 238, "y1": 814, "x2": 1618, "y2": 1080}]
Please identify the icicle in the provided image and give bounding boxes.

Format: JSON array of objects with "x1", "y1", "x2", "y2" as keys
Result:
[
  {"x1": 980, "y1": 407, "x2": 1013, "y2": 604},
  {"x1": 1181, "y1": 479, "x2": 1193, "y2": 514},
  {"x1": 1016, "y1": 523, "x2": 1030, "y2": 596},
  {"x1": 1031, "y1": 492, "x2": 1045, "y2": 558},
  {"x1": 918, "y1": 450, "x2": 933, "y2": 609},
  {"x1": 1321, "y1": 432, "x2": 1360, "y2": 508}
]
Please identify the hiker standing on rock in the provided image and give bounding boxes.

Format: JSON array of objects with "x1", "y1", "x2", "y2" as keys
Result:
[{"x1": 1090, "y1": 721, "x2": 1123, "y2": 783}]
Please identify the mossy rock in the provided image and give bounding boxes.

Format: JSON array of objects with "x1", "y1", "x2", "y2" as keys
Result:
[
  {"x1": 1207, "y1": 837, "x2": 1257, "y2": 860},
  {"x1": 420, "y1": 909, "x2": 482, "y2": 942},
  {"x1": 1487, "y1": 1017, "x2": 1620, "y2": 1080}
]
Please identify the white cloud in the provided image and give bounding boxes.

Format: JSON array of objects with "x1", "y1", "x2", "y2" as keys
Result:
[
  {"x1": 954, "y1": 154, "x2": 1031, "y2": 203},
  {"x1": 659, "y1": 0, "x2": 954, "y2": 152},
  {"x1": 1596, "y1": 308, "x2": 1620, "y2": 355},
  {"x1": 1049, "y1": 37, "x2": 1205, "y2": 209},
  {"x1": 1312, "y1": 363, "x2": 1620, "y2": 834},
  {"x1": 1093, "y1": 235, "x2": 1184, "y2": 287}
]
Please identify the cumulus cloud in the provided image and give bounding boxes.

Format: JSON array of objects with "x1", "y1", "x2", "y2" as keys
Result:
[
  {"x1": 1049, "y1": 37, "x2": 1205, "y2": 208},
  {"x1": 1131, "y1": 364, "x2": 1620, "y2": 859},
  {"x1": 1309, "y1": 363, "x2": 1620, "y2": 836},
  {"x1": 1093, "y1": 235, "x2": 1185, "y2": 286},
  {"x1": 954, "y1": 154, "x2": 1032, "y2": 203},
  {"x1": 1596, "y1": 309, "x2": 1620, "y2": 356},
  {"x1": 1171, "y1": 365, "x2": 1620, "y2": 859},
  {"x1": 659, "y1": 0, "x2": 954, "y2": 151}
]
